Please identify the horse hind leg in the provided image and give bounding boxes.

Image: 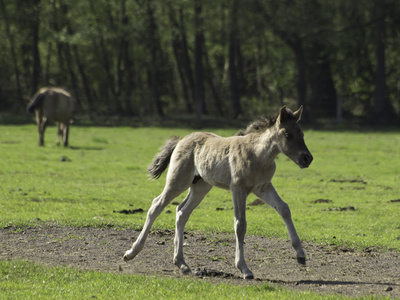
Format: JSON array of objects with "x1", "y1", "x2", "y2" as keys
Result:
[
  {"x1": 123, "y1": 185, "x2": 189, "y2": 262},
  {"x1": 173, "y1": 180, "x2": 212, "y2": 274},
  {"x1": 38, "y1": 117, "x2": 48, "y2": 146},
  {"x1": 232, "y1": 186, "x2": 254, "y2": 279},
  {"x1": 62, "y1": 123, "x2": 69, "y2": 147},
  {"x1": 56, "y1": 123, "x2": 62, "y2": 145},
  {"x1": 124, "y1": 151, "x2": 194, "y2": 262}
]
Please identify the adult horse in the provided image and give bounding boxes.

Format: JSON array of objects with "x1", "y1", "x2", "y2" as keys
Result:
[
  {"x1": 123, "y1": 106, "x2": 313, "y2": 279},
  {"x1": 27, "y1": 87, "x2": 73, "y2": 147}
]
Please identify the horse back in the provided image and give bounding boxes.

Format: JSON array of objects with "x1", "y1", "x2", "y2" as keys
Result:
[
  {"x1": 169, "y1": 132, "x2": 233, "y2": 189},
  {"x1": 175, "y1": 132, "x2": 276, "y2": 191},
  {"x1": 28, "y1": 87, "x2": 73, "y2": 123}
]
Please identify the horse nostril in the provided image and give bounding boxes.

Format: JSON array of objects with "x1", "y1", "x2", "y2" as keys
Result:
[{"x1": 301, "y1": 153, "x2": 313, "y2": 166}]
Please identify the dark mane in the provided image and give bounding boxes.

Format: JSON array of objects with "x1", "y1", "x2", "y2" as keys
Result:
[
  {"x1": 236, "y1": 114, "x2": 278, "y2": 136},
  {"x1": 237, "y1": 109, "x2": 296, "y2": 136}
]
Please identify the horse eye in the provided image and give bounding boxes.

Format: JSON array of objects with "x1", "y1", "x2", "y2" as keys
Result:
[{"x1": 284, "y1": 131, "x2": 290, "y2": 139}]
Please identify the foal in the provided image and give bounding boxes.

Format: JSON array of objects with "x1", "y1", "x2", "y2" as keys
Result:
[
  {"x1": 27, "y1": 87, "x2": 73, "y2": 147},
  {"x1": 124, "y1": 106, "x2": 313, "y2": 279}
]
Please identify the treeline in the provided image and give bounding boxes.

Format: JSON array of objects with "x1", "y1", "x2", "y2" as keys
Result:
[{"x1": 0, "y1": 0, "x2": 399, "y2": 123}]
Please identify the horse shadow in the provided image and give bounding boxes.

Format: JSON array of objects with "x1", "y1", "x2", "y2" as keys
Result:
[
  {"x1": 294, "y1": 279, "x2": 400, "y2": 287},
  {"x1": 69, "y1": 146, "x2": 104, "y2": 151}
]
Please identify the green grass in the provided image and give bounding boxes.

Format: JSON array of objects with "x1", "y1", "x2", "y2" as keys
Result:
[
  {"x1": 0, "y1": 260, "x2": 353, "y2": 300},
  {"x1": 1, "y1": 125, "x2": 399, "y2": 251},
  {"x1": 0, "y1": 124, "x2": 399, "y2": 299}
]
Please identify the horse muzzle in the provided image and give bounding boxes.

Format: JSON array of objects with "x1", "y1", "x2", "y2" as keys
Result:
[{"x1": 298, "y1": 152, "x2": 313, "y2": 168}]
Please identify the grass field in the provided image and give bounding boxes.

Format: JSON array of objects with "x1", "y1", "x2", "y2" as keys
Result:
[
  {"x1": 1, "y1": 123, "x2": 399, "y2": 299},
  {"x1": 1, "y1": 259, "x2": 349, "y2": 300}
]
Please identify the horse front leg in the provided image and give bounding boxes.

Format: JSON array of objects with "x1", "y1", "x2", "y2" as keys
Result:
[
  {"x1": 232, "y1": 186, "x2": 254, "y2": 279},
  {"x1": 256, "y1": 184, "x2": 306, "y2": 264},
  {"x1": 38, "y1": 117, "x2": 48, "y2": 146},
  {"x1": 174, "y1": 180, "x2": 212, "y2": 274}
]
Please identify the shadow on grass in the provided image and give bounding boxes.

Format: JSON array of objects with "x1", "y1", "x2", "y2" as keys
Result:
[
  {"x1": 294, "y1": 279, "x2": 400, "y2": 288},
  {"x1": 69, "y1": 146, "x2": 104, "y2": 151}
]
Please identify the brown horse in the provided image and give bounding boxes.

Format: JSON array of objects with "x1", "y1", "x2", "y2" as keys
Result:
[
  {"x1": 123, "y1": 106, "x2": 313, "y2": 279},
  {"x1": 27, "y1": 87, "x2": 73, "y2": 147}
]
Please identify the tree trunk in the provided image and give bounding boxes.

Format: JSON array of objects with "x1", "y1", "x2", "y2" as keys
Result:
[
  {"x1": 254, "y1": 43, "x2": 266, "y2": 101},
  {"x1": 194, "y1": 0, "x2": 206, "y2": 124},
  {"x1": 228, "y1": 0, "x2": 242, "y2": 118},
  {"x1": 179, "y1": 7, "x2": 196, "y2": 111},
  {"x1": 60, "y1": 1, "x2": 93, "y2": 113},
  {"x1": 120, "y1": 0, "x2": 134, "y2": 117},
  {"x1": 286, "y1": 37, "x2": 310, "y2": 121},
  {"x1": 31, "y1": 0, "x2": 41, "y2": 95},
  {"x1": 44, "y1": 43, "x2": 52, "y2": 84},
  {"x1": 50, "y1": 0, "x2": 65, "y2": 83},
  {"x1": 147, "y1": 0, "x2": 164, "y2": 117},
  {"x1": 172, "y1": 37, "x2": 192, "y2": 113},
  {"x1": 308, "y1": 42, "x2": 337, "y2": 119},
  {"x1": 89, "y1": 0, "x2": 120, "y2": 114},
  {"x1": 50, "y1": 0, "x2": 82, "y2": 110},
  {"x1": 373, "y1": 0, "x2": 397, "y2": 123},
  {"x1": 0, "y1": 0, "x2": 23, "y2": 107},
  {"x1": 168, "y1": 4, "x2": 193, "y2": 113},
  {"x1": 204, "y1": 46, "x2": 224, "y2": 116},
  {"x1": 72, "y1": 46, "x2": 93, "y2": 112},
  {"x1": 63, "y1": 45, "x2": 82, "y2": 110}
]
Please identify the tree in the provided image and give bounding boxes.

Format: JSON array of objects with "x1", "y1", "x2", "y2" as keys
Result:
[
  {"x1": 373, "y1": 0, "x2": 397, "y2": 122},
  {"x1": 167, "y1": 1, "x2": 194, "y2": 114},
  {"x1": 147, "y1": 0, "x2": 164, "y2": 117},
  {"x1": 0, "y1": 0, "x2": 23, "y2": 108},
  {"x1": 0, "y1": 0, "x2": 399, "y2": 122},
  {"x1": 227, "y1": 0, "x2": 242, "y2": 118},
  {"x1": 31, "y1": 0, "x2": 41, "y2": 95},
  {"x1": 194, "y1": 0, "x2": 206, "y2": 123}
]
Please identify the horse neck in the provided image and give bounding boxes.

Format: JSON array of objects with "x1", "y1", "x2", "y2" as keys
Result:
[{"x1": 248, "y1": 128, "x2": 281, "y2": 163}]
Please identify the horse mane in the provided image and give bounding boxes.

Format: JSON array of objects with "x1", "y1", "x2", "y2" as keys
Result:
[
  {"x1": 235, "y1": 114, "x2": 277, "y2": 136},
  {"x1": 238, "y1": 109, "x2": 296, "y2": 136}
]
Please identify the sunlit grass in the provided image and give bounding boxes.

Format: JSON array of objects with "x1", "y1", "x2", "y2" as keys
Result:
[
  {"x1": 1, "y1": 124, "x2": 399, "y2": 299},
  {"x1": 0, "y1": 260, "x2": 349, "y2": 300}
]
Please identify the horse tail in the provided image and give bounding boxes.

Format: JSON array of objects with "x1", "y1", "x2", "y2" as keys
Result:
[
  {"x1": 27, "y1": 91, "x2": 46, "y2": 114},
  {"x1": 148, "y1": 136, "x2": 181, "y2": 179}
]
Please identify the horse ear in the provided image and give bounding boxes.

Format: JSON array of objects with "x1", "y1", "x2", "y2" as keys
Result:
[
  {"x1": 293, "y1": 106, "x2": 303, "y2": 122},
  {"x1": 277, "y1": 106, "x2": 288, "y2": 124}
]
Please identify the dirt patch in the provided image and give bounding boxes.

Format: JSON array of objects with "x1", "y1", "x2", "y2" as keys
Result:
[
  {"x1": 324, "y1": 206, "x2": 356, "y2": 212},
  {"x1": 1, "y1": 225, "x2": 399, "y2": 298},
  {"x1": 329, "y1": 178, "x2": 367, "y2": 184},
  {"x1": 313, "y1": 199, "x2": 333, "y2": 204}
]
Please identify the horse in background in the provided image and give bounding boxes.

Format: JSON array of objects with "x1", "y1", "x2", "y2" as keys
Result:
[
  {"x1": 123, "y1": 106, "x2": 313, "y2": 279},
  {"x1": 27, "y1": 87, "x2": 74, "y2": 147}
]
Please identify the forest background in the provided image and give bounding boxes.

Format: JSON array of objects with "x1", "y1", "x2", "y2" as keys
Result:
[{"x1": 1, "y1": 0, "x2": 399, "y2": 125}]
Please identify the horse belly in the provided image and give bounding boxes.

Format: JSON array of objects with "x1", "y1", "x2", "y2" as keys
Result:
[
  {"x1": 196, "y1": 157, "x2": 231, "y2": 190},
  {"x1": 43, "y1": 97, "x2": 72, "y2": 122}
]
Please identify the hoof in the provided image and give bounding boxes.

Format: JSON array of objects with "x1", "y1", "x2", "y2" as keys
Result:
[
  {"x1": 297, "y1": 257, "x2": 306, "y2": 265},
  {"x1": 122, "y1": 255, "x2": 131, "y2": 262},
  {"x1": 176, "y1": 262, "x2": 191, "y2": 275},
  {"x1": 180, "y1": 266, "x2": 191, "y2": 275},
  {"x1": 123, "y1": 250, "x2": 134, "y2": 262},
  {"x1": 244, "y1": 273, "x2": 254, "y2": 280}
]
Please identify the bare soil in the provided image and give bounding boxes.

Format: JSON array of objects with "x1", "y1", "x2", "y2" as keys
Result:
[{"x1": 1, "y1": 225, "x2": 399, "y2": 298}]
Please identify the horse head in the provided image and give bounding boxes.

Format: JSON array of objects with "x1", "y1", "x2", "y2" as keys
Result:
[{"x1": 275, "y1": 106, "x2": 313, "y2": 169}]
